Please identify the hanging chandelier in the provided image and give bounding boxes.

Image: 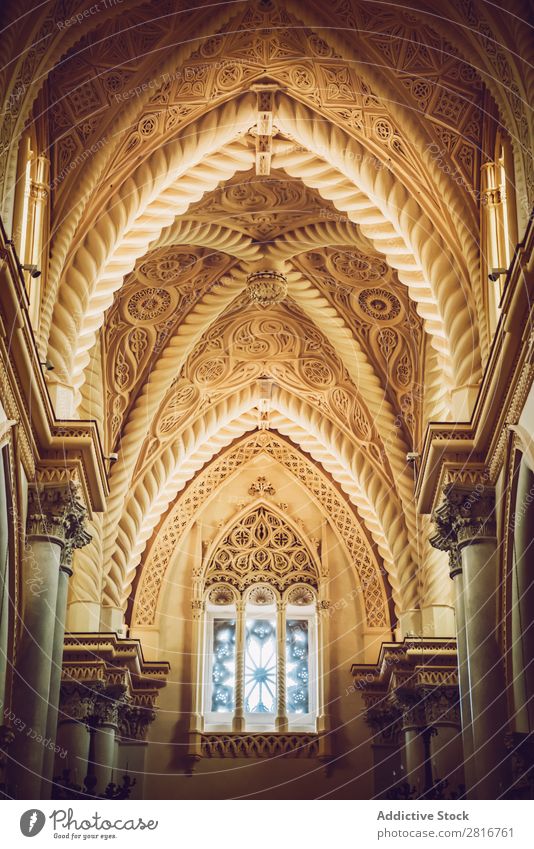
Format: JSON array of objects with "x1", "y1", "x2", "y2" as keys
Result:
[{"x1": 246, "y1": 268, "x2": 288, "y2": 307}]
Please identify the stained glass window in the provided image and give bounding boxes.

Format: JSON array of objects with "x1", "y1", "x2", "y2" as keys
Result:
[
  {"x1": 210, "y1": 619, "x2": 236, "y2": 712},
  {"x1": 205, "y1": 591, "x2": 317, "y2": 729},
  {"x1": 286, "y1": 619, "x2": 310, "y2": 713},
  {"x1": 244, "y1": 618, "x2": 277, "y2": 713}
]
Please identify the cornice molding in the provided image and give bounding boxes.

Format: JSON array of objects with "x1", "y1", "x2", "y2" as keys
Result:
[
  {"x1": 417, "y1": 215, "x2": 534, "y2": 514},
  {"x1": 0, "y1": 220, "x2": 108, "y2": 510}
]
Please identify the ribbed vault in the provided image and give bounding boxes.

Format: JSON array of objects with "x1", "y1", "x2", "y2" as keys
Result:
[
  {"x1": 3, "y1": 0, "x2": 527, "y2": 639},
  {"x1": 131, "y1": 429, "x2": 390, "y2": 630}
]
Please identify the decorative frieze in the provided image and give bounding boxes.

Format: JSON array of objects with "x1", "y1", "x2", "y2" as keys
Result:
[{"x1": 199, "y1": 732, "x2": 321, "y2": 759}]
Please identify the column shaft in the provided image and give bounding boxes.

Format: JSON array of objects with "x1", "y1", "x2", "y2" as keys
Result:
[
  {"x1": 512, "y1": 459, "x2": 534, "y2": 732},
  {"x1": 451, "y1": 571, "x2": 476, "y2": 792},
  {"x1": 275, "y1": 602, "x2": 287, "y2": 731},
  {"x1": 233, "y1": 603, "x2": 245, "y2": 731},
  {"x1": 41, "y1": 565, "x2": 70, "y2": 795},
  {"x1": 10, "y1": 535, "x2": 62, "y2": 797},
  {"x1": 462, "y1": 538, "x2": 511, "y2": 797}
]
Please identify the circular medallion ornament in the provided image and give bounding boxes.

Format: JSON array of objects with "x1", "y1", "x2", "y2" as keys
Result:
[
  {"x1": 139, "y1": 252, "x2": 197, "y2": 283},
  {"x1": 357, "y1": 288, "x2": 401, "y2": 322},
  {"x1": 126, "y1": 287, "x2": 173, "y2": 323},
  {"x1": 246, "y1": 269, "x2": 288, "y2": 307}
]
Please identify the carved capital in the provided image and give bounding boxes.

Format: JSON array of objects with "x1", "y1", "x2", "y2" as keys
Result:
[
  {"x1": 92, "y1": 692, "x2": 124, "y2": 728},
  {"x1": 26, "y1": 481, "x2": 92, "y2": 566},
  {"x1": 430, "y1": 482, "x2": 496, "y2": 570},
  {"x1": 118, "y1": 704, "x2": 157, "y2": 742},
  {"x1": 390, "y1": 687, "x2": 426, "y2": 730},
  {"x1": 61, "y1": 483, "x2": 92, "y2": 571},
  {"x1": 59, "y1": 683, "x2": 99, "y2": 723},
  {"x1": 365, "y1": 705, "x2": 402, "y2": 745},
  {"x1": 422, "y1": 686, "x2": 461, "y2": 728}
]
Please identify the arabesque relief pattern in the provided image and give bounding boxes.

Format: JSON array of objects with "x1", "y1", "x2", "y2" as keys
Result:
[{"x1": 133, "y1": 430, "x2": 388, "y2": 629}]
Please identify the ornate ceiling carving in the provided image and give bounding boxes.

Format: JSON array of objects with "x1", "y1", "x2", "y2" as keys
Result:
[
  {"x1": 205, "y1": 504, "x2": 319, "y2": 592},
  {"x1": 3, "y1": 0, "x2": 529, "y2": 637},
  {"x1": 102, "y1": 246, "x2": 234, "y2": 449},
  {"x1": 132, "y1": 430, "x2": 389, "y2": 629}
]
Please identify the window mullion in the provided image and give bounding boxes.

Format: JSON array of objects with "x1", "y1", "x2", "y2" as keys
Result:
[
  {"x1": 233, "y1": 599, "x2": 246, "y2": 731},
  {"x1": 275, "y1": 600, "x2": 287, "y2": 731},
  {"x1": 192, "y1": 598, "x2": 205, "y2": 732}
]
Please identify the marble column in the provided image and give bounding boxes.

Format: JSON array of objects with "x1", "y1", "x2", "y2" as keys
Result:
[
  {"x1": 424, "y1": 686, "x2": 464, "y2": 795},
  {"x1": 233, "y1": 600, "x2": 246, "y2": 732},
  {"x1": 9, "y1": 482, "x2": 90, "y2": 798},
  {"x1": 189, "y1": 598, "x2": 205, "y2": 735},
  {"x1": 90, "y1": 688, "x2": 123, "y2": 794},
  {"x1": 54, "y1": 683, "x2": 96, "y2": 789},
  {"x1": 511, "y1": 457, "x2": 534, "y2": 733},
  {"x1": 393, "y1": 689, "x2": 428, "y2": 796},
  {"x1": 432, "y1": 483, "x2": 511, "y2": 799},
  {"x1": 316, "y1": 598, "x2": 330, "y2": 736},
  {"x1": 275, "y1": 600, "x2": 287, "y2": 731},
  {"x1": 117, "y1": 703, "x2": 156, "y2": 799},
  {"x1": 365, "y1": 704, "x2": 403, "y2": 798},
  {"x1": 10, "y1": 484, "x2": 67, "y2": 798},
  {"x1": 431, "y1": 516, "x2": 477, "y2": 793},
  {"x1": 42, "y1": 497, "x2": 91, "y2": 795},
  {"x1": 41, "y1": 562, "x2": 72, "y2": 796}
]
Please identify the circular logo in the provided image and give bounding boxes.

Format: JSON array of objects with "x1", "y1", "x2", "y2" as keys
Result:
[{"x1": 20, "y1": 810, "x2": 46, "y2": 837}]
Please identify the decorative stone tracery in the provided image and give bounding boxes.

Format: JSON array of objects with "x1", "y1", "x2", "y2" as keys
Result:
[
  {"x1": 205, "y1": 505, "x2": 319, "y2": 592},
  {"x1": 133, "y1": 430, "x2": 389, "y2": 629}
]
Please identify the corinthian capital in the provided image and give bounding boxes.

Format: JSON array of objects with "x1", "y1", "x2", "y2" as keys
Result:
[
  {"x1": 61, "y1": 483, "x2": 92, "y2": 571},
  {"x1": 118, "y1": 703, "x2": 157, "y2": 742},
  {"x1": 26, "y1": 481, "x2": 91, "y2": 568},
  {"x1": 430, "y1": 481, "x2": 496, "y2": 569}
]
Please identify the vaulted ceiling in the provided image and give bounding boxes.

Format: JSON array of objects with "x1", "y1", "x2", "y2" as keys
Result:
[{"x1": 2, "y1": 0, "x2": 532, "y2": 630}]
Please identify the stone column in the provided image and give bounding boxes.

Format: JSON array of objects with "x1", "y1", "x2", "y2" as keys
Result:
[
  {"x1": 117, "y1": 703, "x2": 156, "y2": 799},
  {"x1": 189, "y1": 598, "x2": 205, "y2": 734},
  {"x1": 424, "y1": 686, "x2": 464, "y2": 795},
  {"x1": 432, "y1": 483, "x2": 511, "y2": 798},
  {"x1": 54, "y1": 683, "x2": 96, "y2": 789},
  {"x1": 317, "y1": 598, "x2": 330, "y2": 736},
  {"x1": 233, "y1": 600, "x2": 246, "y2": 732},
  {"x1": 511, "y1": 457, "x2": 534, "y2": 733},
  {"x1": 9, "y1": 484, "x2": 70, "y2": 798},
  {"x1": 393, "y1": 689, "x2": 428, "y2": 797},
  {"x1": 275, "y1": 600, "x2": 287, "y2": 731},
  {"x1": 89, "y1": 687, "x2": 124, "y2": 794},
  {"x1": 42, "y1": 496, "x2": 91, "y2": 796},
  {"x1": 365, "y1": 704, "x2": 403, "y2": 798}
]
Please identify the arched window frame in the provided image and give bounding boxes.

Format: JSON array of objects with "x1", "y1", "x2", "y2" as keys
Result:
[{"x1": 202, "y1": 581, "x2": 319, "y2": 734}]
